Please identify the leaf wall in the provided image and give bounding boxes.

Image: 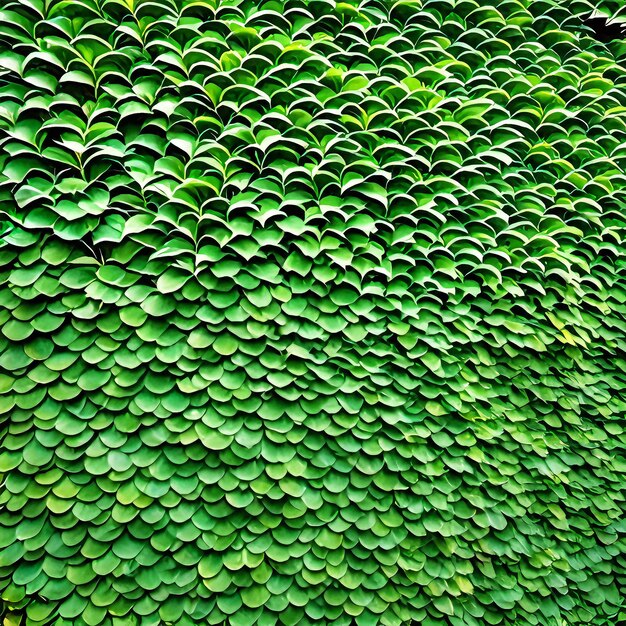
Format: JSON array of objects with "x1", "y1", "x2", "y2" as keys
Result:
[{"x1": 1, "y1": 0, "x2": 626, "y2": 625}]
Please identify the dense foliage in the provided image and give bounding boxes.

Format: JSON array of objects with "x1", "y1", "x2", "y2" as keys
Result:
[{"x1": 1, "y1": 0, "x2": 626, "y2": 625}]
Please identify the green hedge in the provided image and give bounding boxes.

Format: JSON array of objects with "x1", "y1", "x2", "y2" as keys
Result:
[{"x1": 1, "y1": 0, "x2": 626, "y2": 625}]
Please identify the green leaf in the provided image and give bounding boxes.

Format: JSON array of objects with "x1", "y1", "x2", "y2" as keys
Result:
[
  {"x1": 213, "y1": 335, "x2": 238, "y2": 356},
  {"x1": 156, "y1": 269, "x2": 191, "y2": 293}
]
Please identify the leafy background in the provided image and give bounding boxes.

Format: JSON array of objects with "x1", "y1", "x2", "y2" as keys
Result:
[{"x1": 1, "y1": 0, "x2": 626, "y2": 625}]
